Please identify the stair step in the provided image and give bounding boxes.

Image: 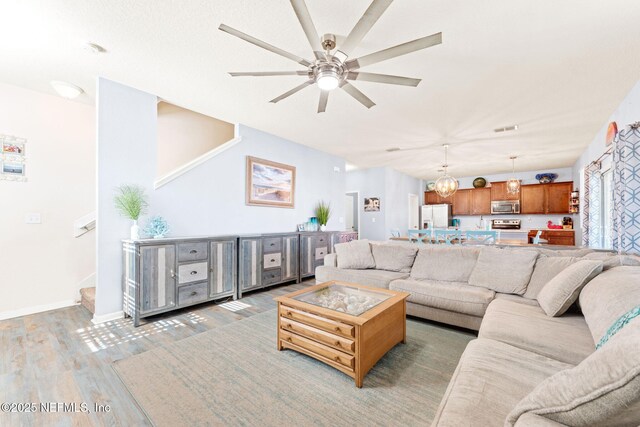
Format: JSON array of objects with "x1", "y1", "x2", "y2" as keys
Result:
[{"x1": 80, "y1": 287, "x2": 96, "y2": 314}]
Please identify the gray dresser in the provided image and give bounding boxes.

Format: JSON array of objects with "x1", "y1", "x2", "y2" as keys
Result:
[
  {"x1": 238, "y1": 233, "x2": 300, "y2": 298},
  {"x1": 123, "y1": 236, "x2": 237, "y2": 326}
]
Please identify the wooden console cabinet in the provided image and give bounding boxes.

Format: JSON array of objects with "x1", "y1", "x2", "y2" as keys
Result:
[
  {"x1": 527, "y1": 229, "x2": 575, "y2": 246},
  {"x1": 123, "y1": 236, "x2": 237, "y2": 326}
]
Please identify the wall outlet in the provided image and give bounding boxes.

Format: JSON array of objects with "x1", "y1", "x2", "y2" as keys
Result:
[
  {"x1": 25, "y1": 213, "x2": 41, "y2": 224},
  {"x1": 372, "y1": 217, "x2": 376, "y2": 223}
]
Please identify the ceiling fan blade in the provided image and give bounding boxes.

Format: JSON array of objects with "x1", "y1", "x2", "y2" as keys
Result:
[
  {"x1": 347, "y1": 71, "x2": 420, "y2": 87},
  {"x1": 290, "y1": 0, "x2": 325, "y2": 60},
  {"x1": 269, "y1": 79, "x2": 314, "y2": 103},
  {"x1": 229, "y1": 71, "x2": 309, "y2": 77},
  {"x1": 219, "y1": 24, "x2": 311, "y2": 67},
  {"x1": 340, "y1": 82, "x2": 375, "y2": 109},
  {"x1": 340, "y1": 0, "x2": 393, "y2": 55},
  {"x1": 345, "y1": 32, "x2": 442, "y2": 70},
  {"x1": 318, "y1": 91, "x2": 329, "y2": 113}
]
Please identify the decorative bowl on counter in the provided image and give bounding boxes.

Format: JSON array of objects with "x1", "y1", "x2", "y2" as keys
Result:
[
  {"x1": 473, "y1": 177, "x2": 487, "y2": 188},
  {"x1": 535, "y1": 173, "x2": 558, "y2": 184}
]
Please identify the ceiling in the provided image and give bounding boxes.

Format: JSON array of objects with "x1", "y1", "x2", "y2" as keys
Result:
[{"x1": 1, "y1": 0, "x2": 640, "y2": 179}]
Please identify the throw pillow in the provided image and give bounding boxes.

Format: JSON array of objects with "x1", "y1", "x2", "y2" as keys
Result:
[
  {"x1": 410, "y1": 246, "x2": 480, "y2": 282},
  {"x1": 467, "y1": 247, "x2": 538, "y2": 295},
  {"x1": 505, "y1": 322, "x2": 640, "y2": 427},
  {"x1": 583, "y1": 252, "x2": 640, "y2": 270},
  {"x1": 371, "y1": 244, "x2": 418, "y2": 273},
  {"x1": 537, "y1": 260, "x2": 603, "y2": 317},
  {"x1": 334, "y1": 239, "x2": 375, "y2": 270},
  {"x1": 596, "y1": 305, "x2": 640, "y2": 349},
  {"x1": 523, "y1": 256, "x2": 577, "y2": 300}
]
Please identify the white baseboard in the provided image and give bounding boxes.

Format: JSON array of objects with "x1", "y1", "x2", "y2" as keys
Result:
[
  {"x1": 0, "y1": 300, "x2": 79, "y2": 321},
  {"x1": 92, "y1": 311, "x2": 124, "y2": 324}
]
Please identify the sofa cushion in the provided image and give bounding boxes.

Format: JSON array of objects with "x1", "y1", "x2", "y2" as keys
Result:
[
  {"x1": 432, "y1": 338, "x2": 572, "y2": 427},
  {"x1": 479, "y1": 299, "x2": 594, "y2": 365},
  {"x1": 506, "y1": 322, "x2": 640, "y2": 427},
  {"x1": 390, "y1": 279, "x2": 495, "y2": 317},
  {"x1": 537, "y1": 260, "x2": 603, "y2": 317},
  {"x1": 524, "y1": 256, "x2": 577, "y2": 300},
  {"x1": 494, "y1": 293, "x2": 540, "y2": 307},
  {"x1": 371, "y1": 244, "x2": 417, "y2": 273},
  {"x1": 334, "y1": 239, "x2": 375, "y2": 270},
  {"x1": 583, "y1": 251, "x2": 640, "y2": 270},
  {"x1": 579, "y1": 266, "x2": 640, "y2": 344},
  {"x1": 468, "y1": 247, "x2": 538, "y2": 295},
  {"x1": 409, "y1": 246, "x2": 480, "y2": 282},
  {"x1": 314, "y1": 265, "x2": 408, "y2": 289}
]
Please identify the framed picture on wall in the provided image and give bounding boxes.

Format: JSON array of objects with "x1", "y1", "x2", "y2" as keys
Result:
[
  {"x1": 364, "y1": 197, "x2": 380, "y2": 212},
  {"x1": 246, "y1": 156, "x2": 296, "y2": 208}
]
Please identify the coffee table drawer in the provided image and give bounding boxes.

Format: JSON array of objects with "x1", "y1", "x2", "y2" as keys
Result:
[
  {"x1": 280, "y1": 329, "x2": 354, "y2": 370},
  {"x1": 280, "y1": 317, "x2": 355, "y2": 354},
  {"x1": 280, "y1": 305, "x2": 354, "y2": 338}
]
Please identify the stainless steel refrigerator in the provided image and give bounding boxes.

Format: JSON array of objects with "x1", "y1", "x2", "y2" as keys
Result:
[{"x1": 421, "y1": 204, "x2": 452, "y2": 229}]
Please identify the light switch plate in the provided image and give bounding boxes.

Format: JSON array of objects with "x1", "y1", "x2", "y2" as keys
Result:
[
  {"x1": 25, "y1": 213, "x2": 41, "y2": 224},
  {"x1": 372, "y1": 217, "x2": 376, "y2": 223}
]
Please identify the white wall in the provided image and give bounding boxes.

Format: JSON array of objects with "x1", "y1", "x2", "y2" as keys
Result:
[
  {"x1": 96, "y1": 79, "x2": 346, "y2": 316},
  {"x1": 157, "y1": 101, "x2": 234, "y2": 177},
  {"x1": 572, "y1": 79, "x2": 640, "y2": 244},
  {"x1": 345, "y1": 167, "x2": 421, "y2": 240},
  {"x1": 0, "y1": 82, "x2": 95, "y2": 318},
  {"x1": 451, "y1": 167, "x2": 577, "y2": 230}
]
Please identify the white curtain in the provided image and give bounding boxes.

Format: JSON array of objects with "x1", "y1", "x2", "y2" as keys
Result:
[
  {"x1": 581, "y1": 162, "x2": 602, "y2": 247},
  {"x1": 612, "y1": 124, "x2": 640, "y2": 255}
]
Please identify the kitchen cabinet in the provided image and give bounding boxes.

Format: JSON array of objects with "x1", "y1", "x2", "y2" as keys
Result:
[
  {"x1": 470, "y1": 188, "x2": 491, "y2": 215},
  {"x1": 452, "y1": 189, "x2": 471, "y2": 215},
  {"x1": 490, "y1": 181, "x2": 521, "y2": 201},
  {"x1": 528, "y1": 230, "x2": 575, "y2": 246},
  {"x1": 424, "y1": 191, "x2": 452, "y2": 205},
  {"x1": 521, "y1": 182, "x2": 573, "y2": 214}
]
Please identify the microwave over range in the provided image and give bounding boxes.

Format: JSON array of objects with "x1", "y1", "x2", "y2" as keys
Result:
[{"x1": 491, "y1": 200, "x2": 520, "y2": 215}]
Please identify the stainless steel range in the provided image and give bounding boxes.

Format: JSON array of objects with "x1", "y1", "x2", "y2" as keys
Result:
[{"x1": 492, "y1": 219, "x2": 521, "y2": 230}]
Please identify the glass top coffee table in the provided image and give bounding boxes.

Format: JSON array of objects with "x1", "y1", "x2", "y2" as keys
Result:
[{"x1": 274, "y1": 281, "x2": 409, "y2": 388}]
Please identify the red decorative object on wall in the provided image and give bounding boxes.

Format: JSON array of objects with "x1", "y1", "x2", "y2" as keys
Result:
[{"x1": 606, "y1": 122, "x2": 618, "y2": 146}]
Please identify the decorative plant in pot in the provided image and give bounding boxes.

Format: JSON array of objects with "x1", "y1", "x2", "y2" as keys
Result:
[
  {"x1": 114, "y1": 184, "x2": 148, "y2": 240},
  {"x1": 314, "y1": 201, "x2": 331, "y2": 231}
]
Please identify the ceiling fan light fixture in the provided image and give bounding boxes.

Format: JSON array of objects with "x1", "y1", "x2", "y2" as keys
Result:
[{"x1": 316, "y1": 69, "x2": 340, "y2": 91}]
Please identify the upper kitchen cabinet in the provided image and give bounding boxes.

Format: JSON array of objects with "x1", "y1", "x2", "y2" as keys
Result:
[
  {"x1": 452, "y1": 189, "x2": 471, "y2": 215},
  {"x1": 521, "y1": 182, "x2": 573, "y2": 214},
  {"x1": 490, "y1": 181, "x2": 521, "y2": 201},
  {"x1": 470, "y1": 187, "x2": 491, "y2": 215},
  {"x1": 424, "y1": 191, "x2": 452, "y2": 205}
]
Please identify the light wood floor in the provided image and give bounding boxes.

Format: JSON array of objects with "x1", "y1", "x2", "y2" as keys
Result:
[{"x1": 0, "y1": 281, "x2": 313, "y2": 426}]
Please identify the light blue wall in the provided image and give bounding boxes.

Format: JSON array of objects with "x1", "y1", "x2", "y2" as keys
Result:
[
  {"x1": 346, "y1": 168, "x2": 386, "y2": 241},
  {"x1": 96, "y1": 78, "x2": 158, "y2": 316},
  {"x1": 572, "y1": 79, "x2": 640, "y2": 244},
  {"x1": 96, "y1": 79, "x2": 346, "y2": 316},
  {"x1": 345, "y1": 167, "x2": 421, "y2": 241}
]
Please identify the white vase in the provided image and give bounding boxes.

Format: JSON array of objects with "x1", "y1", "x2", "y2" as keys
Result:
[
  {"x1": 320, "y1": 224, "x2": 327, "y2": 231},
  {"x1": 130, "y1": 220, "x2": 140, "y2": 240}
]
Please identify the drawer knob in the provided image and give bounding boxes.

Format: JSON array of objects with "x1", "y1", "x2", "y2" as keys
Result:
[
  {"x1": 270, "y1": 259, "x2": 276, "y2": 262},
  {"x1": 334, "y1": 327, "x2": 340, "y2": 332},
  {"x1": 334, "y1": 356, "x2": 340, "y2": 362},
  {"x1": 335, "y1": 341, "x2": 340, "y2": 346},
  {"x1": 190, "y1": 291, "x2": 197, "y2": 296},
  {"x1": 286, "y1": 311, "x2": 292, "y2": 316},
  {"x1": 287, "y1": 337, "x2": 292, "y2": 342},
  {"x1": 190, "y1": 271, "x2": 198, "y2": 275},
  {"x1": 189, "y1": 249, "x2": 198, "y2": 254},
  {"x1": 270, "y1": 243, "x2": 275, "y2": 246}
]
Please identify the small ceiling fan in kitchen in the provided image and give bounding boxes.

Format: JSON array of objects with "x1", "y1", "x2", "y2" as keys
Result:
[{"x1": 218, "y1": 0, "x2": 442, "y2": 113}]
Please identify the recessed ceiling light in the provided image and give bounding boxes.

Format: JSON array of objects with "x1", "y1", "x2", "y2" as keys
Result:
[
  {"x1": 494, "y1": 124, "x2": 519, "y2": 133},
  {"x1": 386, "y1": 147, "x2": 401, "y2": 152},
  {"x1": 50, "y1": 81, "x2": 84, "y2": 99}
]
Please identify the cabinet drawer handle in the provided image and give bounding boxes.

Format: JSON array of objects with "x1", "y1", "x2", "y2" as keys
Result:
[
  {"x1": 270, "y1": 243, "x2": 275, "y2": 246},
  {"x1": 286, "y1": 311, "x2": 292, "y2": 316},
  {"x1": 170, "y1": 269, "x2": 176, "y2": 279},
  {"x1": 189, "y1": 249, "x2": 198, "y2": 254},
  {"x1": 190, "y1": 291, "x2": 197, "y2": 296},
  {"x1": 270, "y1": 259, "x2": 276, "y2": 262},
  {"x1": 190, "y1": 271, "x2": 198, "y2": 275}
]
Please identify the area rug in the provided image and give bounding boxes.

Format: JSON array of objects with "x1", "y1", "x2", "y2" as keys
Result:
[{"x1": 113, "y1": 310, "x2": 473, "y2": 426}]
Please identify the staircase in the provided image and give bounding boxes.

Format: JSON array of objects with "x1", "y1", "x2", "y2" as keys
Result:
[{"x1": 80, "y1": 287, "x2": 96, "y2": 314}]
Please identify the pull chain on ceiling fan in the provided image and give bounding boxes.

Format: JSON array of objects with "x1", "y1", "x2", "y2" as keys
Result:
[{"x1": 219, "y1": 0, "x2": 442, "y2": 113}]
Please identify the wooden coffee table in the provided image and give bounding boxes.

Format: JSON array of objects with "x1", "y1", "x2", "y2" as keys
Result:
[{"x1": 274, "y1": 281, "x2": 409, "y2": 387}]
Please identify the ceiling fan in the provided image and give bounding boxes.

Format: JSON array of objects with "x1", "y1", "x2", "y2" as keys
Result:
[{"x1": 218, "y1": 0, "x2": 442, "y2": 113}]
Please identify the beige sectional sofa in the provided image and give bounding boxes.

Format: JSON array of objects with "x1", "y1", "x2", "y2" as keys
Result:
[{"x1": 316, "y1": 240, "x2": 640, "y2": 426}]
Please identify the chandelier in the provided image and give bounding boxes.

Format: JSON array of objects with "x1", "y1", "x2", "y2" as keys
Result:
[
  {"x1": 435, "y1": 144, "x2": 458, "y2": 198},
  {"x1": 507, "y1": 156, "x2": 520, "y2": 195}
]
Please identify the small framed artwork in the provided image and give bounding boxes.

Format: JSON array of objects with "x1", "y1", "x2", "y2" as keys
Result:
[
  {"x1": 297, "y1": 223, "x2": 306, "y2": 232},
  {"x1": 2, "y1": 161, "x2": 25, "y2": 176},
  {"x1": 246, "y1": 156, "x2": 296, "y2": 208},
  {"x1": 364, "y1": 197, "x2": 380, "y2": 212},
  {"x1": 2, "y1": 140, "x2": 25, "y2": 155}
]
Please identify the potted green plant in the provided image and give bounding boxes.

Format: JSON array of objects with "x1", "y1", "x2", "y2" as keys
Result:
[
  {"x1": 114, "y1": 184, "x2": 148, "y2": 240},
  {"x1": 314, "y1": 200, "x2": 331, "y2": 231}
]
